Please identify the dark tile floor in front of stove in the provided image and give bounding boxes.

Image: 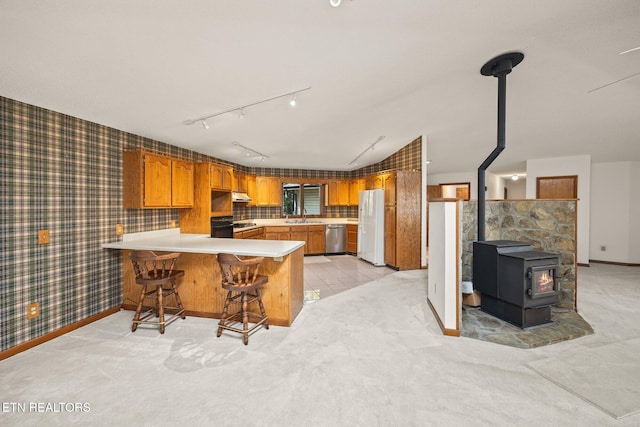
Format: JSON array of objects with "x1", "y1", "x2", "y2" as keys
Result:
[{"x1": 303, "y1": 254, "x2": 396, "y2": 303}]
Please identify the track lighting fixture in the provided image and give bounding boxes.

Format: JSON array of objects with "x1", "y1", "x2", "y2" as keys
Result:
[
  {"x1": 185, "y1": 86, "x2": 311, "y2": 128},
  {"x1": 348, "y1": 136, "x2": 385, "y2": 166},
  {"x1": 330, "y1": 0, "x2": 341, "y2": 7},
  {"x1": 232, "y1": 141, "x2": 270, "y2": 160}
]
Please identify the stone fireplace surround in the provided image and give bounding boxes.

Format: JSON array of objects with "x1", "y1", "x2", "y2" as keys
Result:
[{"x1": 459, "y1": 200, "x2": 593, "y2": 348}]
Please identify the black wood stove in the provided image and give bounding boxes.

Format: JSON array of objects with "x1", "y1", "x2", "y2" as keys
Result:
[{"x1": 473, "y1": 240, "x2": 560, "y2": 328}]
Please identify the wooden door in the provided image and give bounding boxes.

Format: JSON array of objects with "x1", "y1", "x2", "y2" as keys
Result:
[{"x1": 536, "y1": 176, "x2": 577, "y2": 199}]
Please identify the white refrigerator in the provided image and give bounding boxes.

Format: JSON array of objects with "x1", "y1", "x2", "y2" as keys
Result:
[{"x1": 358, "y1": 189, "x2": 385, "y2": 266}]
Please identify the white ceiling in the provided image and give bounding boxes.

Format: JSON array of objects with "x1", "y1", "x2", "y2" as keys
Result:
[{"x1": 1, "y1": 0, "x2": 639, "y2": 175}]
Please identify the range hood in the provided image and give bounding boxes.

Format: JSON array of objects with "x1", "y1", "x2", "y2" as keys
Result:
[{"x1": 232, "y1": 192, "x2": 252, "y2": 203}]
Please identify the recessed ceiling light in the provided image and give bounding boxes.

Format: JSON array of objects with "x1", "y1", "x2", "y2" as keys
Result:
[{"x1": 330, "y1": 0, "x2": 341, "y2": 7}]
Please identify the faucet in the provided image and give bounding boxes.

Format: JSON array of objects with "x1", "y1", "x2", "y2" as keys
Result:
[{"x1": 302, "y1": 208, "x2": 307, "y2": 223}]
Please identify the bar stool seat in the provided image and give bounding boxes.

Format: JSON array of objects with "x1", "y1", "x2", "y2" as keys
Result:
[
  {"x1": 129, "y1": 250, "x2": 185, "y2": 334},
  {"x1": 217, "y1": 253, "x2": 269, "y2": 345}
]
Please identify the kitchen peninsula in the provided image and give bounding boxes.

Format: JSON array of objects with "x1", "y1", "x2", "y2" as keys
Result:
[{"x1": 102, "y1": 228, "x2": 305, "y2": 326}]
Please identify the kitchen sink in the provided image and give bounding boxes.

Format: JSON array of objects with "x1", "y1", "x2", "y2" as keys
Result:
[{"x1": 285, "y1": 219, "x2": 324, "y2": 224}]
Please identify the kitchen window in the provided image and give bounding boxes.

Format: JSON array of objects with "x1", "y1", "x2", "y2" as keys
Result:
[{"x1": 282, "y1": 183, "x2": 323, "y2": 217}]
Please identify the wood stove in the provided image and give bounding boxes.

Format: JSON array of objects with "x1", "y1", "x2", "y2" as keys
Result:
[{"x1": 473, "y1": 240, "x2": 560, "y2": 329}]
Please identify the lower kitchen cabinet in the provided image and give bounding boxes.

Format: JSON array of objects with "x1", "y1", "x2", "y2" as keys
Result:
[
  {"x1": 346, "y1": 224, "x2": 358, "y2": 254},
  {"x1": 307, "y1": 225, "x2": 325, "y2": 255},
  {"x1": 264, "y1": 226, "x2": 291, "y2": 241}
]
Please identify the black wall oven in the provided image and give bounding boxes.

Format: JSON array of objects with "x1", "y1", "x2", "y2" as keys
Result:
[{"x1": 210, "y1": 216, "x2": 234, "y2": 238}]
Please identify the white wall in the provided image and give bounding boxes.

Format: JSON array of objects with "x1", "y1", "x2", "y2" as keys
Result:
[
  {"x1": 526, "y1": 155, "x2": 591, "y2": 265},
  {"x1": 631, "y1": 163, "x2": 640, "y2": 262},
  {"x1": 427, "y1": 201, "x2": 461, "y2": 333},
  {"x1": 590, "y1": 161, "x2": 640, "y2": 264}
]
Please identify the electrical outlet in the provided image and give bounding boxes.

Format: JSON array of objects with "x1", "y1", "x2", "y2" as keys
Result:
[
  {"x1": 38, "y1": 230, "x2": 50, "y2": 244},
  {"x1": 115, "y1": 224, "x2": 124, "y2": 235},
  {"x1": 169, "y1": 220, "x2": 176, "y2": 228},
  {"x1": 27, "y1": 302, "x2": 40, "y2": 319}
]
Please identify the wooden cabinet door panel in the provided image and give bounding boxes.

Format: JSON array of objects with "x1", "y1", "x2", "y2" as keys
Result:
[
  {"x1": 308, "y1": 228, "x2": 325, "y2": 254},
  {"x1": 171, "y1": 160, "x2": 194, "y2": 207},
  {"x1": 536, "y1": 176, "x2": 578, "y2": 199},
  {"x1": 144, "y1": 154, "x2": 172, "y2": 207}
]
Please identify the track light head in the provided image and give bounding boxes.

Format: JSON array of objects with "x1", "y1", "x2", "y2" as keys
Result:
[
  {"x1": 289, "y1": 95, "x2": 297, "y2": 107},
  {"x1": 201, "y1": 120, "x2": 209, "y2": 130}
]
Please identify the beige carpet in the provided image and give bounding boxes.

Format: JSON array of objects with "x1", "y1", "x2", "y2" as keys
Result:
[{"x1": 527, "y1": 338, "x2": 640, "y2": 419}]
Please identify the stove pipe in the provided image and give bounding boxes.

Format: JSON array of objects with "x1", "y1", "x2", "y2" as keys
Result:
[{"x1": 477, "y1": 52, "x2": 524, "y2": 241}]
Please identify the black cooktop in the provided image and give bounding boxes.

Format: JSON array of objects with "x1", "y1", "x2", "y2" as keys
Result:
[{"x1": 233, "y1": 223, "x2": 257, "y2": 229}]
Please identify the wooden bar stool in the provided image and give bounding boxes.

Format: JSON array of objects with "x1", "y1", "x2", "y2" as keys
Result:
[
  {"x1": 217, "y1": 253, "x2": 269, "y2": 345},
  {"x1": 129, "y1": 250, "x2": 185, "y2": 334}
]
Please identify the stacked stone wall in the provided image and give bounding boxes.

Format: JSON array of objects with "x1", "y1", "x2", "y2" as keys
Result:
[{"x1": 461, "y1": 200, "x2": 577, "y2": 310}]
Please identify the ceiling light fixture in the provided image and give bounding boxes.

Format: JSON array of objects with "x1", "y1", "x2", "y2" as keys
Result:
[
  {"x1": 348, "y1": 136, "x2": 385, "y2": 166},
  {"x1": 232, "y1": 141, "x2": 270, "y2": 160},
  {"x1": 330, "y1": 0, "x2": 341, "y2": 7},
  {"x1": 201, "y1": 120, "x2": 209, "y2": 130},
  {"x1": 511, "y1": 174, "x2": 519, "y2": 181},
  {"x1": 239, "y1": 108, "x2": 245, "y2": 119},
  {"x1": 184, "y1": 86, "x2": 312, "y2": 127}
]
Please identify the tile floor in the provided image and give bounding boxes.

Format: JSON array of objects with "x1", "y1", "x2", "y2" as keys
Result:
[{"x1": 303, "y1": 254, "x2": 396, "y2": 303}]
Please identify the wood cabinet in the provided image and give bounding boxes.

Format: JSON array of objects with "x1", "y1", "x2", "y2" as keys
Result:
[
  {"x1": 264, "y1": 226, "x2": 291, "y2": 240},
  {"x1": 179, "y1": 163, "x2": 232, "y2": 233},
  {"x1": 384, "y1": 205, "x2": 397, "y2": 267},
  {"x1": 171, "y1": 160, "x2": 194, "y2": 207},
  {"x1": 346, "y1": 224, "x2": 358, "y2": 254},
  {"x1": 263, "y1": 225, "x2": 325, "y2": 255},
  {"x1": 234, "y1": 227, "x2": 265, "y2": 240},
  {"x1": 349, "y1": 179, "x2": 366, "y2": 206},
  {"x1": 246, "y1": 174, "x2": 257, "y2": 206},
  {"x1": 233, "y1": 171, "x2": 249, "y2": 193},
  {"x1": 367, "y1": 173, "x2": 385, "y2": 190},
  {"x1": 383, "y1": 171, "x2": 421, "y2": 270},
  {"x1": 256, "y1": 177, "x2": 282, "y2": 206},
  {"x1": 123, "y1": 151, "x2": 193, "y2": 209},
  {"x1": 307, "y1": 225, "x2": 326, "y2": 255},
  {"x1": 211, "y1": 164, "x2": 233, "y2": 191},
  {"x1": 327, "y1": 180, "x2": 350, "y2": 206}
]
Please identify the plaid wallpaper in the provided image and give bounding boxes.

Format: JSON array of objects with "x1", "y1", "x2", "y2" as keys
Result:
[{"x1": 0, "y1": 95, "x2": 422, "y2": 353}]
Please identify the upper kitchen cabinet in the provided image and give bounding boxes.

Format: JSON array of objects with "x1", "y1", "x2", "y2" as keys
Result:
[
  {"x1": 247, "y1": 174, "x2": 257, "y2": 206},
  {"x1": 123, "y1": 151, "x2": 193, "y2": 209},
  {"x1": 367, "y1": 173, "x2": 386, "y2": 190},
  {"x1": 255, "y1": 176, "x2": 282, "y2": 206},
  {"x1": 327, "y1": 180, "x2": 349, "y2": 206},
  {"x1": 349, "y1": 179, "x2": 366, "y2": 206},
  {"x1": 233, "y1": 171, "x2": 249, "y2": 193},
  {"x1": 211, "y1": 164, "x2": 233, "y2": 191},
  {"x1": 171, "y1": 160, "x2": 194, "y2": 207},
  {"x1": 179, "y1": 163, "x2": 232, "y2": 233}
]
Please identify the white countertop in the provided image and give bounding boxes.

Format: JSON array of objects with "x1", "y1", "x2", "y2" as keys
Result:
[
  {"x1": 102, "y1": 228, "x2": 304, "y2": 258},
  {"x1": 233, "y1": 218, "x2": 358, "y2": 232}
]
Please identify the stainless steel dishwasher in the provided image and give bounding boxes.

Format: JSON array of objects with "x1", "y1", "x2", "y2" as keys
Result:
[{"x1": 325, "y1": 224, "x2": 346, "y2": 254}]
